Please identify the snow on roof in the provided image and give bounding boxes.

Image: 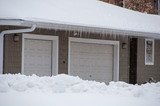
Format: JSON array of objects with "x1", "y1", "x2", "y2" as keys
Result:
[{"x1": 0, "y1": 0, "x2": 160, "y2": 35}]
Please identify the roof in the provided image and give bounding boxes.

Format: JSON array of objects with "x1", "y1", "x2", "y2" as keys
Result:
[{"x1": 0, "y1": 0, "x2": 160, "y2": 37}]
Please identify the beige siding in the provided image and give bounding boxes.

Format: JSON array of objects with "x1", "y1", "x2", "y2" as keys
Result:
[{"x1": 4, "y1": 34, "x2": 22, "y2": 74}]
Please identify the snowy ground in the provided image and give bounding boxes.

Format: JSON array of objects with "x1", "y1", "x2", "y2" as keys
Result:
[{"x1": 0, "y1": 74, "x2": 160, "y2": 106}]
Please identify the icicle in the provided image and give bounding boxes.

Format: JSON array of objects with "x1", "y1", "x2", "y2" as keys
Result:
[
  {"x1": 100, "y1": 33, "x2": 102, "y2": 39},
  {"x1": 102, "y1": 33, "x2": 105, "y2": 39},
  {"x1": 112, "y1": 30, "x2": 114, "y2": 39},
  {"x1": 64, "y1": 30, "x2": 67, "y2": 37},
  {"x1": 86, "y1": 31, "x2": 88, "y2": 38},
  {"x1": 77, "y1": 31, "x2": 79, "y2": 37},
  {"x1": 99, "y1": 33, "x2": 101, "y2": 38},
  {"x1": 64, "y1": 25, "x2": 68, "y2": 33},
  {"x1": 113, "y1": 33, "x2": 116, "y2": 39},
  {"x1": 87, "y1": 28, "x2": 90, "y2": 38},
  {"x1": 80, "y1": 28, "x2": 82, "y2": 38},
  {"x1": 73, "y1": 30, "x2": 77, "y2": 37},
  {"x1": 108, "y1": 30, "x2": 110, "y2": 39},
  {"x1": 109, "y1": 30, "x2": 112, "y2": 39},
  {"x1": 101, "y1": 33, "x2": 105, "y2": 38},
  {"x1": 102, "y1": 30, "x2": 105, "y2": 38},
  {"x1": 105, "y1": 30, "x2": 108, "y2": 39},
  {"x1": 117, "y1": 33, "x2": 120, "y2": 40},
  {"x1": 54, "y1": 29, "x2": 57, "y2": 36},
  {"x1": 54, "y1": 24, "x2": 59, "y2": 32},
  {"x1": 68, "y1": 29, "x2": 71, "y2": 37},
  {"x1": 116, "y1": 34, "x2": 118, "y2": 40},
  {"x1": 101, "y1": 29, "x2": 104, "y2": 36}
]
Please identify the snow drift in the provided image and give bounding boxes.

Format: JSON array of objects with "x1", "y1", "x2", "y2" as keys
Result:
[{"x1": 0, "y1": 74, "x2": 160, "y2": 106}]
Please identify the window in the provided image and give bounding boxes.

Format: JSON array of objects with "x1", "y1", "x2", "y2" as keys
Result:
[{"x1": 145, "y1": 39, "x2": 154, "y2": 65}]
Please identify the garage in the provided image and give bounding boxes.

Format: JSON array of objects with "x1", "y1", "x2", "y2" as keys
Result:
[
  {"x1": 22, "y1": 34, "x2": 58, "y2": 76},
  {"x1": 69, "y1": 38, "x2": 119, "y2": 83}
]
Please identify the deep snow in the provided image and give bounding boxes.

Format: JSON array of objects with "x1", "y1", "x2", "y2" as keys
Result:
[
  {"x1": 0, "y1": 0, "x2": 160, "y2": 34},
  {"x1": 0, "y1": 74, "x2": 160, "y2": 106}
]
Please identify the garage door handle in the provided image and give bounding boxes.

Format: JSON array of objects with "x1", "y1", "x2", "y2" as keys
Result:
[{"x1": 89, "y1": 75, "x2": 92, "y2": 77}]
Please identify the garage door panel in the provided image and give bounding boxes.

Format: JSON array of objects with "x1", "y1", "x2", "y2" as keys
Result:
[
  {"x1": 90, "y1": 76, "x2": 112, "y2": 82},
  {"x1": 71, "y1": 53, "x2": 113, "y2": 61},
  {"x1": 71, "y1": 49, "x2": 113, "y2": 55},
  {"x1": 71, "y1": 43, "x2": 112, "y2": 53},
  {"x1": 72, "y1": 71, "x2": 113, "y2": 83},
  {"x1": 72, "y1": 60, "x2": 113, "y2": 67},
  {"x1": 72, "y1": 73, "x2": 90, "y2": 80},
  {"x1": 70, "y1": 41, "x2": 113, "y2": 83},
  {"x1": 91, "y1": 67, "x2": 113, "y2": 72},
  {"x1": 71, "y1": 56, "x2": 112, "y2": 62},
  {"x1": 24, "y1": 39, "x2": 52, "y2": 76}
]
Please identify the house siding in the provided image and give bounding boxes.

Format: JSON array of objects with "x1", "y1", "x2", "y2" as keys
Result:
[
  {"x1": 4, "y1": 34, "x2": 22, "y2": 74},
  {"x1": 137, "y1": 38, "x2": 160, "y2": 84},
  {"x1": 0, "y1": 26, "x2": 22, "y2": 74},
  {"x1": 1, "y1": 26, "x2": 130, "y2": 82}
]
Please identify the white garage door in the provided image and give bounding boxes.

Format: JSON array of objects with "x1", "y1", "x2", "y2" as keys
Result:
[
  {"x1": 70, "y1": 42, "x2": 114, "y2": 83},
  {"x1": 23, "y1": 39, "x2": 52, "y2": 76}
]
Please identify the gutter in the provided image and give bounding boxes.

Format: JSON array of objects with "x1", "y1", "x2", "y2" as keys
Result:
[
  {"x1": 32, "y1": 21, "x2": 160, "y2": 39},
  {"x1": 0, "y1": 23, "x2": 36, "y2": 74}
]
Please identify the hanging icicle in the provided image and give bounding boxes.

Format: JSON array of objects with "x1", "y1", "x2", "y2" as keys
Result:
[
  {"x1": 80, "y1": 28, "x2": 83, "y2": 38},
  {"x1": 54, "y1": 29, "x2": 57, "y2": 36}
]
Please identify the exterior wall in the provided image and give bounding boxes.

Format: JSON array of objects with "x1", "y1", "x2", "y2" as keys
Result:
[
  {"x1": 1, "y1": 26, "x2": 130, "y2": 83},
  {"x1": 4, "y1": 34, "x2": 22, "y2": 74},
  {"x1": 119, "y1": 37, "x2": 130, "y2": 82},
  {"x1": 32, "y1": 29, "x2": 130, "y2": 82},
  {"x1": 137, "y1": 38, "x2": 160, "y2": 84},
  {"x1": 57, "y1": 31, "x2": 68, "y2": 74},
  {"x1": 0, "y1": 26, "x2": 22, "y2": 74}
]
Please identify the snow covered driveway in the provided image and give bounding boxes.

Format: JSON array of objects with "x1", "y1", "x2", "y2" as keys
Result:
[{"x1": 0, "y1": 74, "x2": 160, "y2": 106}]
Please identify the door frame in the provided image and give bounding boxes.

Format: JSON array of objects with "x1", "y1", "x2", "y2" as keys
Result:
[
  {"x1": 22, "y1": 34, "x2": 59, "y2": 76},
  {"x1": 68, "y1": 37, "x2": 120, "y2": 81}
]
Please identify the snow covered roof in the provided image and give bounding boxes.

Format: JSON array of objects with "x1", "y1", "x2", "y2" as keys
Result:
[{"x1": 0, "y1": 0, "x2": 160, "y2": 38}]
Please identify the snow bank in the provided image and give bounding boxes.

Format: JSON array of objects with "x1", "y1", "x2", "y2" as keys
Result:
[
  {"x1": 0, "y1": 74, "x2": 107, "y2": 93},
  {"x1": 0, "y1": 74, "x2": 160, "y2": 106},
  {"x1": 0, "y1": 74, "x2": 160, "y2": 97}
]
